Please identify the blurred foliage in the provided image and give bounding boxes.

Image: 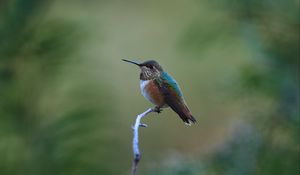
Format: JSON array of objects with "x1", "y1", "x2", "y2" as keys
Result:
[
  {"x1": 0, "y1": 1, "x2": 116, "y2": 175},
  {"x1": 0, "y1": 0, "x2": 299, "y2": 175},
  {"x1": 165, "y1": 0, "x2": 299, "y2": 175},
  {"x1": 231, "y1": 1, "x2": 299, "y2": 173}
]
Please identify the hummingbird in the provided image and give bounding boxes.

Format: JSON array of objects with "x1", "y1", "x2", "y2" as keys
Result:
[{"x1": 122, "y1": 59, "x2": 196, "y2": 125}]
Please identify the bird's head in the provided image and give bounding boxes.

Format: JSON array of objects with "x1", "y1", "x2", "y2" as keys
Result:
[{"x1": 122, "y1": 59, "x2": 163, "y2": 80}]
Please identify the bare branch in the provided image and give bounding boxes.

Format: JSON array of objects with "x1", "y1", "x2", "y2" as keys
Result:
[{"x1": 131, "y1": 108, "x2": 155, "y2": 175}]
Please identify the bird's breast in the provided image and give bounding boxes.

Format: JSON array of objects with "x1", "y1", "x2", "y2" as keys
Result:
[{"x1": 140, "y1": 80, "x2": 165, "y2": 107}]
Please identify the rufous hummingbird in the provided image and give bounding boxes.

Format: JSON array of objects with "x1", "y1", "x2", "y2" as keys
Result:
[{"x1": 122, "y1": 59, "x2": 196, "y2": 125}]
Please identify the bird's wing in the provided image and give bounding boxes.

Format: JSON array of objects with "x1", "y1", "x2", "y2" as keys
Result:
[{"x1": 155, "y1": 72, "x2": 196, "y2": 124}]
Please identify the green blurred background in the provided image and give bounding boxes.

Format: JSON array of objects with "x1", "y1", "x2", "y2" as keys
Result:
[{"x1": 0, "y1": 0, "x2": 299, "y2": 175}]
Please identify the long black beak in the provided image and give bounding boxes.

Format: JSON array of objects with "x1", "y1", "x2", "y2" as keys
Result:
[{"x1": 121, "y1": 59, "x2": 141, "y2": 66}]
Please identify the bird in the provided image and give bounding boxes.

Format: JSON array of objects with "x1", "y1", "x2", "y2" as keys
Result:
[{"x1": 122, "y1": 59, "x2": 196, "y2": 125}]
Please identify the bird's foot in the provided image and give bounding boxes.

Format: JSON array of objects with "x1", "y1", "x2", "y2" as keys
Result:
[{"x1": 154, "y1": 106, "x2": 162, "y2": 113}]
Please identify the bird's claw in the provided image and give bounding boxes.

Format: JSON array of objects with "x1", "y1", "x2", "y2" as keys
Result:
[{"x1": 154, "y1": 106, "x2": 162, "y2": 113}]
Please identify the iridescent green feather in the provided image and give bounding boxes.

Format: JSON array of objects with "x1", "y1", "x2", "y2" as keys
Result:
[{"x1": 160, "y1": 72, "x2": 183, "y2": 97}]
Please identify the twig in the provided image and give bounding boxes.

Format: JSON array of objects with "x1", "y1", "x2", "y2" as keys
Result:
[{"x1": 131, "y1": 108, "x2": 155, "y2": 175}]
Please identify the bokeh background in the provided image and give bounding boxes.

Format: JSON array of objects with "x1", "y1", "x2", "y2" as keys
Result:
[{"x1": 0, "y1": 0, "x2": 299, "y2": 175}]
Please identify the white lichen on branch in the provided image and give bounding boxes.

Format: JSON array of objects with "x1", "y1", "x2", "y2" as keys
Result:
[{"x1": 131, "y1": 108, "x2": 155, "y2": 175}]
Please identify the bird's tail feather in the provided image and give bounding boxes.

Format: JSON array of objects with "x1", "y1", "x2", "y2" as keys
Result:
[{"x1": 177, "y1": 105, "x2": 197, "y2": 125}]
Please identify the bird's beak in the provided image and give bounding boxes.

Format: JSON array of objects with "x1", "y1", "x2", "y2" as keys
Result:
[{"x1": 122, "y1": 59, "x2": 141, "y2": 67}]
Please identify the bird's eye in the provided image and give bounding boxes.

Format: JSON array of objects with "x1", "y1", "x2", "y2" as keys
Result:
[{"x1": 148, "y1": 65, "x2": 153, "y2": 69}]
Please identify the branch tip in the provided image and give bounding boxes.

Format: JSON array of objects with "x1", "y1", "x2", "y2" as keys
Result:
[{"x1": 139, "y1": 123, "x2": 148, "y2": 127}]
